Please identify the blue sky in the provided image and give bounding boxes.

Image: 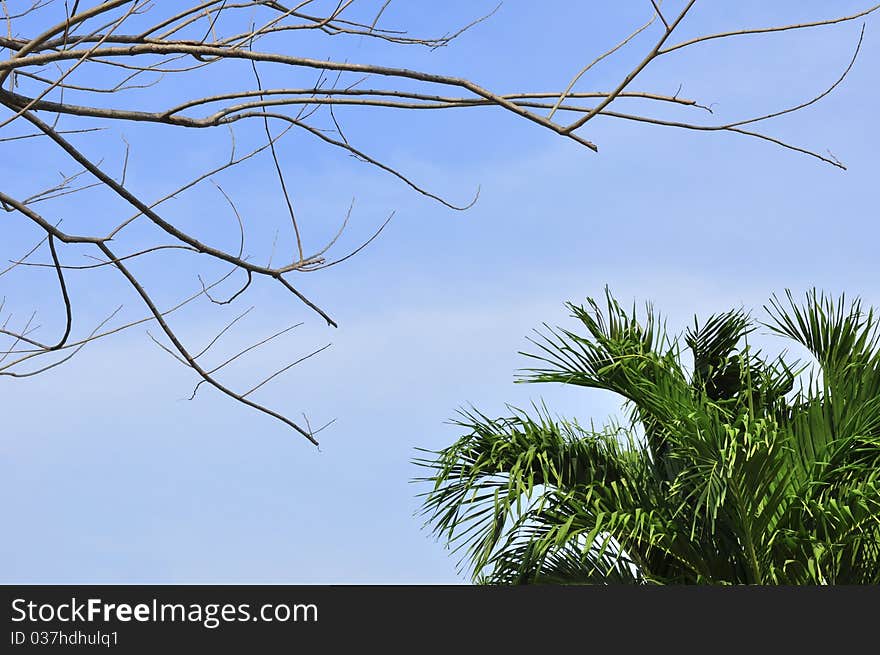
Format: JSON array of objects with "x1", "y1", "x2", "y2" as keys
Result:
[{"x1": 2, "y1": 1, "x2": 879, "y2": 583}]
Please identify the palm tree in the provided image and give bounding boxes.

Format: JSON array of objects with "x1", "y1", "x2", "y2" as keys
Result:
[{"x1": 415, "y1": 289, "x2": 880, "y2": 584}]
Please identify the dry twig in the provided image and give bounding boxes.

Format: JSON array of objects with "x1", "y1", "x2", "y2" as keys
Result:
[{"x1": 1, "y1": 1, "x2": 876, "y2": 444}]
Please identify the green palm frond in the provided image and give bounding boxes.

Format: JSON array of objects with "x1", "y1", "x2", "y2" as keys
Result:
[
  {"x1": 686, "y1": 308, "x2": 752, "y2": 399},
  {"x1": 416, "y1": 289, "x2": 880, "y2": 584},
  {"x1": 765, "y1": 289, "x2": 880, "y2": 375},
  {"x1": 414, "y1": 404, "x2": 632, "y2": 577}
]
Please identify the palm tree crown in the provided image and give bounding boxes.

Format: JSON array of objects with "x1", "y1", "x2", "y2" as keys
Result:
[{"x1": 416, "y1": 289, "x2": 880, "y2": 584}]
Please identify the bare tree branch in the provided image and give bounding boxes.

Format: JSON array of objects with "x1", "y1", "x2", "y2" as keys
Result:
[{"x1": 2, "y1": 1, "x2": 876, "y2": 444}]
